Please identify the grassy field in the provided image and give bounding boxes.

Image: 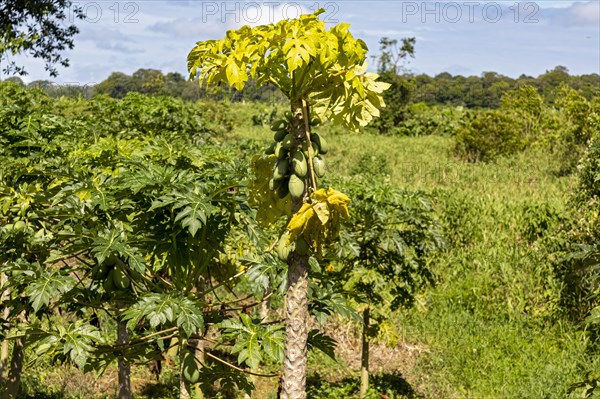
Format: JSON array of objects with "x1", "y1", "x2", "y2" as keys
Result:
[{"x1": 227, "y1": 102, "x2": 594, "y2": 399}]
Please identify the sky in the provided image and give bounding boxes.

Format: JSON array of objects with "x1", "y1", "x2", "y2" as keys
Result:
[{"x1": 5, "y1": 0, "x2": 600, "y2": 85}]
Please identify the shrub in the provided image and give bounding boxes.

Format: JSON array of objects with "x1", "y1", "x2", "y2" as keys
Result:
[
  {"x1": 553, "y1": 137, "x2": 600, "y2": 397},
  {"x1": 554, "y1": 86, "x2": 600, "y2": 174},
  {"x1": 551, "y1": 138, "x2": 600, "y2": 321},
  {"x1": 393, "y1": 103, "x2": 465, "y2": 136},
  {"x1": 454, "y1": 109, "x2": 525, "y2": 162}
]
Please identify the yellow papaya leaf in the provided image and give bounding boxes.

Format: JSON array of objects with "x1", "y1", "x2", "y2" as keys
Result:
[
  {"x1": 286, "y1": 203, "x2": 314, "y2": 244},
  {"x1": 326, "y1": 188, "x2": 350, "y2": 218},
  {"x1": 284, "y1": 186, "x2": 351, "y2": 257},
  {"x1": 313, "y1": 201, "x2": 329, "y2": 225}
]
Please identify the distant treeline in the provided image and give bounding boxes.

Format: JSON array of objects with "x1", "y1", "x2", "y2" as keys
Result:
[
  {"x1": 410, "y1": 66, "x2": 600, "y2": 107},
  {"x1": 4, "y1": 65, "x2": 599, "y2": 108}
]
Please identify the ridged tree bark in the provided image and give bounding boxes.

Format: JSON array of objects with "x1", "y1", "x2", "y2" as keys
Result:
[
  {"x1": 281, "y1": 104, "x2": 310, "y2": 399},
  {"x1": 281, "y1": 251, "x2": 309, "y2": 399}
]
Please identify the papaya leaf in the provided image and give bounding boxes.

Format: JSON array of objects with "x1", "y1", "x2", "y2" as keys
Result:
[
  {"x1": 307, "y1": 329, "x2": 337, "y2": 360},
  {"x1": 25, "y1": 273, "x2": 75, "y2": 312}
]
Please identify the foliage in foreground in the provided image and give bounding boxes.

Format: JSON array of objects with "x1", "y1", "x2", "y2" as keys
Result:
[{"x1": 0, "y1": 81, "x2": 287, "y2": 397}]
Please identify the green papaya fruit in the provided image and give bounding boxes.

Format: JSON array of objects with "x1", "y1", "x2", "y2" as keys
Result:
[
  {"x1": 91, "y1": 262, "x2": 110, "y2": 281},
  {"x1": 301, "y1": 141, "x2": 319, "y2": 158},
  {"x1": 274, "y1": 129, "x2": 287, "y2": 142},
  {"x1": 281, "y1": 134, "x2": 295, "y2": 150},
  {"x1": 274, "y1": 142, "x2": 288, "y2": 159},
  {"x1": 291, "y1": 151, "x2": 308, "y2": 177},
  {"x1": 312, "y1": 133, "x2": 328, "y2": 154},
  {"x1": 273, "y1": 158, "x2": 289, "y2": 180},
  {"x1": 313, "y1": 156, "x2": 326, "y2": 178},
  {"x1": 112, "y1": 268, "x2": 130, "y2": 290},
  {"x1": 265, "y1": 142, "x2": 276, "y2": 155},
  {"x1": 103, "y1": 271, "x2": 116, "y2": 293},
  {"x1": 288, "y1": 175, "x2": 305, "y2": 199},
  {"x1": 182, "y1": 352, "x2": 200, "y2": 383},
  {"x1": 277, "y1": 233, "x2": 294, "y2": 262},
  {"x1": 284, "y1": 111, "x2": 294, "y2": 121},
  {"x1": 295, "y1": 237, "x2": 310, "y2": 256},
  {"x1": 270, "y1": 119, "x2": 287, "y2": 131}
]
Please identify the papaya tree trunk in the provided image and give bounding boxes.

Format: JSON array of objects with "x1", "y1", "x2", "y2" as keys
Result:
[
  {"x1": 281, "y1": 103, "x2": 310, "y2": 399},
  {"x1": 359, "y1": 307, "x2": 370, "y2": 398},
  {"x1": 2, "y1": 335, "x2": 25, "y2": 399},
  {"x1": 117, "y1": 320, "x2": 131, "y2": 399},
  {"x1": 191, "y1": 337, "x2": 205, "y2": 399},
  {"x1": 179, "y1": 373, "x2": 192, "y2": 399},
  {"x1": 281, "y1": 252, "x2": 309, "y2": 399}
]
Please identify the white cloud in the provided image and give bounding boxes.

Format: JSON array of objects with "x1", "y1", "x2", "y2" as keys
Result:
[
  {"x1": 569, "y1": 1, "x2": 600, "y2": 24},
  {"x1": 544, "y1": 1, "x2": 600, "y2": 26},
  {"x1": 148, "y1": 1, "x2": 313, "y2": 38},
  {"x1": 78, "y1": 26, "x2": 133, "y2": 42}
]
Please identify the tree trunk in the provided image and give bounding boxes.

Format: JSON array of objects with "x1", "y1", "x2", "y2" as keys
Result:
[
  {"x1": 117, "y1": 320, "x2": 132, "y2": 399},
  {"x1": 2, "y1": 335, "x2": 25, "y2": 399},
  {"x1": 281, "y1": 102, "x2": 310, "y2": 399},
  {"x1": 281, "y1": 252, "x2": 309, "y2": 399},
  {"x1": 179, "y1": 339, "x2": 192, "y2": 399},
  {"x1": 191, "y1": 337, "x2": 205, "y2": 399},
  {"x1": 0, "y1": 274, "x2": 10, "y2": 385},
  {"x1": 359, "y1": 307, "x2": 370, "y2": 398},
  {"x1": 179, "y1": 375, "x2": 192, "y2": 399},
  {"x1": 0, "y1": 338, "x2": 8, "y2": 386}
]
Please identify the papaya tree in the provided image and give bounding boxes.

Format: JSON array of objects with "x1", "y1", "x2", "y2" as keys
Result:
[
  {"x1": 334, "y1": 178, "x2": 444, "y2": 397},
  {"x1": 187, "y1": 9, "x2": 390, "y2": 398},
  {"x1": 0, "y1": 82, "x2": 79, "y2": 399},
  {"x1": 40, "y1": 95, "x2": 265, "y2": 399},
  {"x1": 0, "y1": 84, "x2": 276, "y2": 399}
]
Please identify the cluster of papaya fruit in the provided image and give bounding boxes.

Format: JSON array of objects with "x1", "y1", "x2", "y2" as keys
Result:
[
  {"x1": 90, "y1": 254, "x2": 131, "y2": 293},
  {"x1": 265, "y1": 111, "x2": 328, "y2": 200}
]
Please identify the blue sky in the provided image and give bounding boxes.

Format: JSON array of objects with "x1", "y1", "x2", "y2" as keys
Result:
[{"x1": 7, "y1": 0, "x2": 600, "y2": 85}]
